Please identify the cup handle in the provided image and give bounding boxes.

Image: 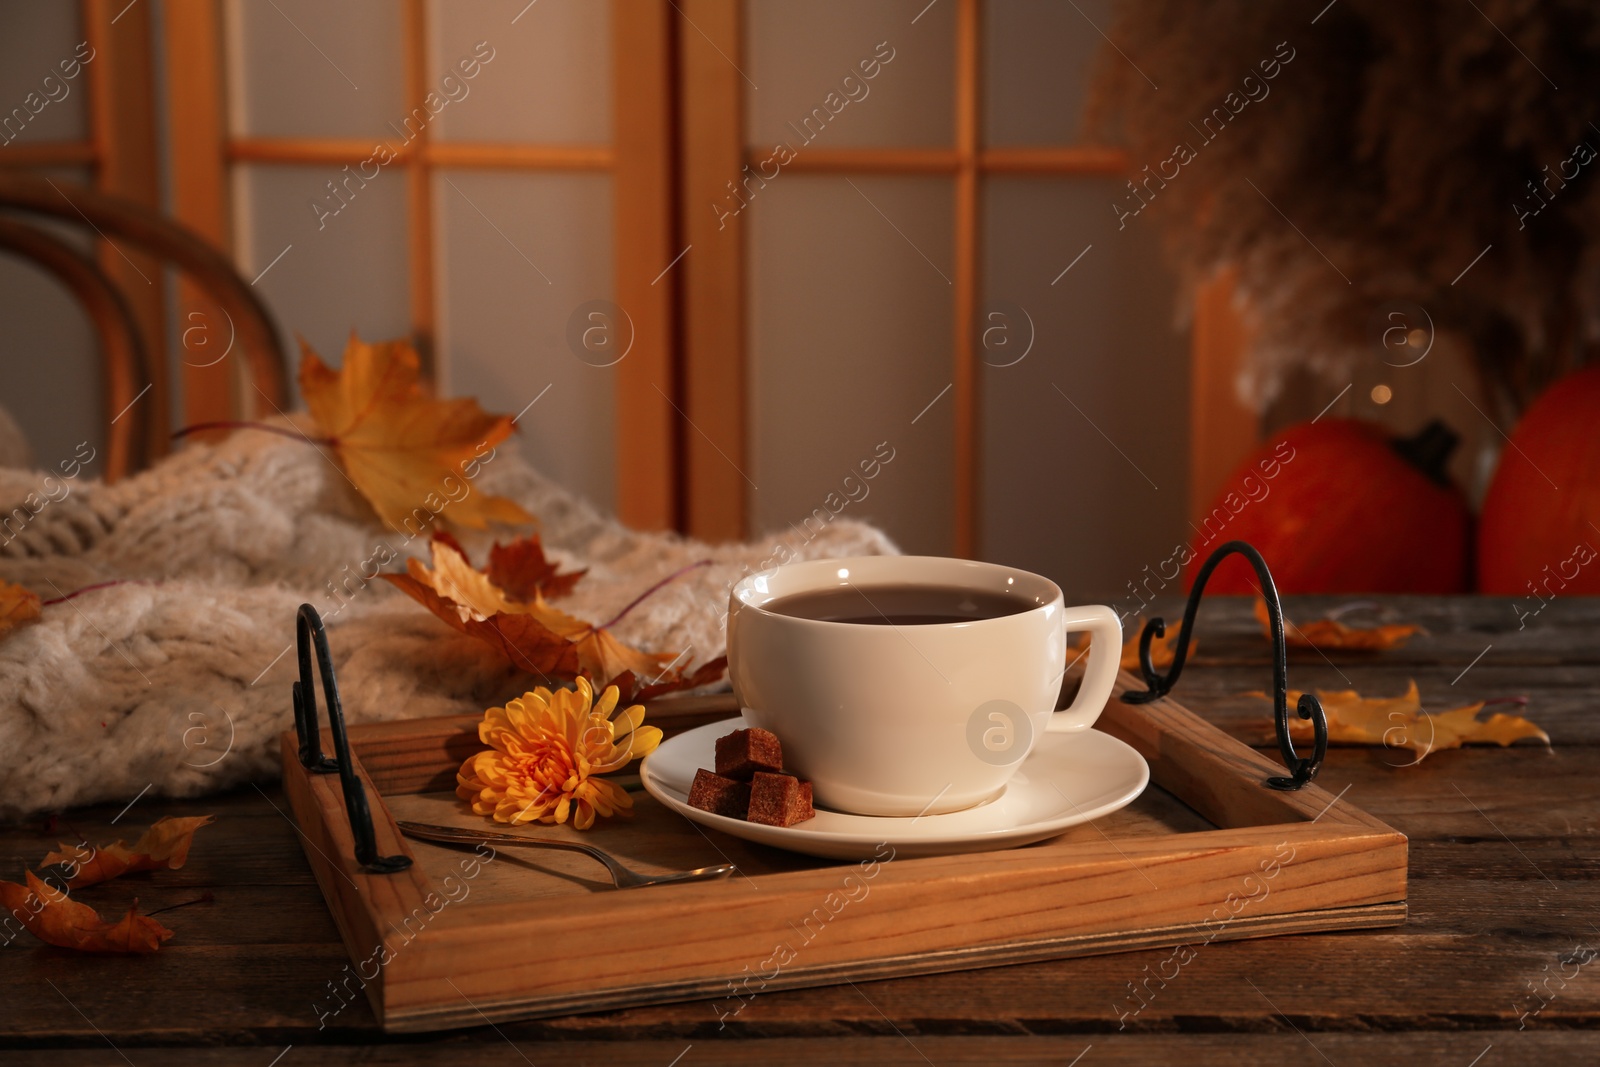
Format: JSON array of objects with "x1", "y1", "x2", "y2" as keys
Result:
[{"x1": 1046, "y1": 604, "x2": 1123, "y2": 734}]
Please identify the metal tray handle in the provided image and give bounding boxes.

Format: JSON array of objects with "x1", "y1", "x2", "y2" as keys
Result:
[
  {"x1": 292, "y1": 603, "x2": 412, "y2": 873},
  {"x1": 1120, "y1": 541, "x2": 1329, "y2": 791}
]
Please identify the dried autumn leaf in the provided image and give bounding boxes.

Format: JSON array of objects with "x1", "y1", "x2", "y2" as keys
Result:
[
  {"x1": 41, "y1": 815, "x2": 215, "y2": 890},
  {"x1": 1272, "y1": 680, "x2": 1549, "y2": 761},
  {"x1": 432, "y1": 530, "x2": 585, "y2": 600},
  {"x1": 300, "y1": 334, "x2": 534, "y2": 532},
  {"x1": 623, "y1": 654, "x2": 730, "y2": 704},
  {"x1": 0, "y1": 580, "x2": 41, "y2": 639},
  {"x1": 488, "y1": 536, "x2": 586, "y2": 600},
  {"x1": 0, "y1": 871, "x2": 173, "y2": 953},
  {"x1": 384, "y1": 539, "x2": 707, "y2": 692},
  {"x1": 385, "y1": 550, "x2": 580, "y2": 680},
  {"x1": 409, "y1": 536, "x2": 525, "y2": 620},
  {"x1": 1257, "y1": 597, "x2": 1422, "y2": 651},
  {"x1": 527, "y1": 594, "x2": 677, "y2": 686}
]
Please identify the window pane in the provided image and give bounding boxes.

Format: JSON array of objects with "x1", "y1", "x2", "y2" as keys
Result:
[
  {"x1": 746, "y1": 0, "x2": 953, "y2": 149},
  {"x1": 228, "y1": 0, "x2": 405, "y2": 139},
  {"x1": 434, "y1": 170, "x2": 616, "y2": 514},
  {"x1": 427, "y1": 0, "x2": 612, "y2": 143},
  {"x1": 980, "y1": 177, "x2": 1188, "y2": 603},
  {"x1": 0, "y1": 1, "x2": 89, "y2": 145},
  {"x1": 232, "y1": 164, "x2": 411, "y2": 378},
  {"x1": 748, "y1": 175, "x2": 954, "y2": 554},
  {"x1": 983, "y1": 0, "x2": 1113, "y2": 147}
]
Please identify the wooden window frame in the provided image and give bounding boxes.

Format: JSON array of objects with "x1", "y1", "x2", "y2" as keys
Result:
[
  {"x1": 162, "y1": 0, "x2": 679, "y2": 530},
  {"x1": 86, "y1": 0, "x2": 167, "y2": 464},
  {"x1": 676, "y1": 0, "x2": 745, "y2": 543},
  {"x1": 677, "y1": 0, "x2": 1202, "y2": 555},
  {"x1": 18, "y1": 0, "x2": 1252, "y2": 541}
]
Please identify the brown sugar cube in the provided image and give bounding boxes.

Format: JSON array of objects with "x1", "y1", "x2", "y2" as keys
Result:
[
  {"x1": 714, "y1": 727, "x2": 784, "y2": 781},
  {"x1": 688, "y1": 768, "x2": 751, "y2": 818},
  {"x1": 747, "y1": 772, "x2": 815, "y2": 827}
]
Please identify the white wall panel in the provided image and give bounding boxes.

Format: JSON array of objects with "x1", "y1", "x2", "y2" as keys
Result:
[
  {"x1": 233, "y1": 163, "x2": 411, "y2": 376},
  {"x1": 980, "y1": 177, "x2": 1188, "y2": 603},
  {"x1": 434, "y1": 170, "x2": 616, "y2": 513},
  {"x1": 427, "y1": 0, "x2": 611, "y2": 144},
  {"x1": 746, "y1": 0, "x2": 953, "y2": 149},
  {"x1": 228, "y1": 0, "x2": 405, "y2": 139},
  {"x1": 983, "y1": 0, "x2": 1112, "y2": 146},
  {"x1": 748, "y1": 175, "x2": 955, "y2": 555}
]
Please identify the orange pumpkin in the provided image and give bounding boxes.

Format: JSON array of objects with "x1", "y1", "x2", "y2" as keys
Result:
[
  {"x1": 1477, "y1": 366, "x2": 1600, "y2": 594},
  {"x1": 1187, "y1": 419, "x2": 1471, "y2": 594}
]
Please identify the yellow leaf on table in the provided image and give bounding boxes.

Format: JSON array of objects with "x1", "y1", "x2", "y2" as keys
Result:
[
  {"x1": 0, "y1": 871, "x2": 173, "y2": 953},
  {"x1": 299, "y1": 334, "x2": 534, "y2": 532},
  {"x1": 1275, "y1": 680, "x2": 1549, "y2": 761},
  {"x1": 41, "y1": 815, "x2": 215, "y2": 890},
  {"x1": 1256, "y1": 597, "x2": 1422, "y2": 651},
  {"x1": 0, "y1": 580, "x2": 41, "y2": 639}
]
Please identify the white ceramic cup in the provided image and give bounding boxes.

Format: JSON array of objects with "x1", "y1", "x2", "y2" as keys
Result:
[{"x1": 726, "y1": 555, "x2": 1123, "y2": 817}]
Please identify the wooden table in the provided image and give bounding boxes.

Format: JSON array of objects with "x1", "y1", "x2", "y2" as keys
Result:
[{"x1": 3, "y1": 596, "x2": 1596, "y2": 1065}]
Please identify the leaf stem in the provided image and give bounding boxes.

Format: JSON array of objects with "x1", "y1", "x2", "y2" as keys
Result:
[
  {"x1": 41, "y1": 579, "x2": 144, "y2": 606},
  {"x1": 147, "y1": 891, "x2": 216, "y2": 917},
  {"x1": 597, "y1": 559, "x2": 712, "y2": 631}
]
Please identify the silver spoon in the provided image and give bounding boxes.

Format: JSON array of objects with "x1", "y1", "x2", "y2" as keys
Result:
[{"x1": 395, "y1": 820, "x2": 737, "y2": 890}]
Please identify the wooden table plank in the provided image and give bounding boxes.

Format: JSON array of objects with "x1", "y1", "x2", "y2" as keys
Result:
[
  {"x1": 1175, "y1": 664, "x2": 1597, "y2": 747},
  {"x1": 3, "y1": 749, "x2": 1596, "y2": 1042},
  {"x1": 1141, "y1": 595, "x2": 1600, "y2": 667},
  {"x1": 1, "y1": 596, "x2": 1596, "y2": 1055},
  {"x1": 0, "y1": 1032, "x2": 1587, "y2": 1066},
  {"x1": 1120, "y1": 595, "x2": 1598, "y2": 754}
]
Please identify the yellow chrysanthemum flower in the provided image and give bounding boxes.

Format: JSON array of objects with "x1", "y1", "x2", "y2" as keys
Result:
[{"x1": 456, "y1": 678, "x2": 662, "y2": 830}]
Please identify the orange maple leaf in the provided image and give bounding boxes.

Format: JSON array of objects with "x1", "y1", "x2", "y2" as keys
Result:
[
  {"x1": 616, "y1": 653, "x2": 732, "y2": 704},
  {"x1": 299, "y1": 334, "x2": 534, "y2": 533},
  {"x1": 527, "y1": 594, "x2": 678, "y2": 685},
  {"x1": 41, "y1": 815, "x2": 215, "y2": 890},
  {"x1": 385, "y1": 544, "x2": 580, "y2": 680},
  {"x1": 384, "y1": 539, "x2": 716, "y2": 696},
  {"x1": 433, "y1": 530, "x2": 586, "y2": 601},
  {"x1": 0, "y1": 580, "x2": 41, "y2": 639},
  {"x1": 488, "y1": 537, "x2": 586, "y2": 600},
  {"x1": 0, "y1": 871, "x2": 173, "y2": 953},
  {"x1": 1260, "y1": 680, "x2": 1549, "y2": 762},
  {"x1": 1256, "y1": 598, "x2": 1422, "y2": 651}
]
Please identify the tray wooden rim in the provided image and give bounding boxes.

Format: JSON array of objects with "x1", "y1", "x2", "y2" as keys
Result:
[{"x1": 281, "y1": 671, "x2": 1408, "y2": 1032}]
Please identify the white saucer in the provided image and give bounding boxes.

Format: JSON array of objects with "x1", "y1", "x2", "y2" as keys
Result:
[{"x1": 639, "y1": 715, "x2": 1150, "y2": 860}]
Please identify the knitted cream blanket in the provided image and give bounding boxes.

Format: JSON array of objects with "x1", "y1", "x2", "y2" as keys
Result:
[{"x1": 0, "y1": 426, "x2": 895, "y2": 819}]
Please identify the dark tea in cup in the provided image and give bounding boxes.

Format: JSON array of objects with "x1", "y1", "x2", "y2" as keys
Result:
[{"x1": 765, "y1": 584, "x2": 1037, "y2": 626}]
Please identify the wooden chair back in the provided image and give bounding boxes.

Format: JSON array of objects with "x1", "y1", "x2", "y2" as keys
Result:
[{"x1": 0, "y1": 174, "x2": 288, "y2": 480}]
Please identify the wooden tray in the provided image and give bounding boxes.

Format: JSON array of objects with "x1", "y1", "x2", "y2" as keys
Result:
[{"x1": 282, "y1": 672, "x2": 1407, "y2": 1033}]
